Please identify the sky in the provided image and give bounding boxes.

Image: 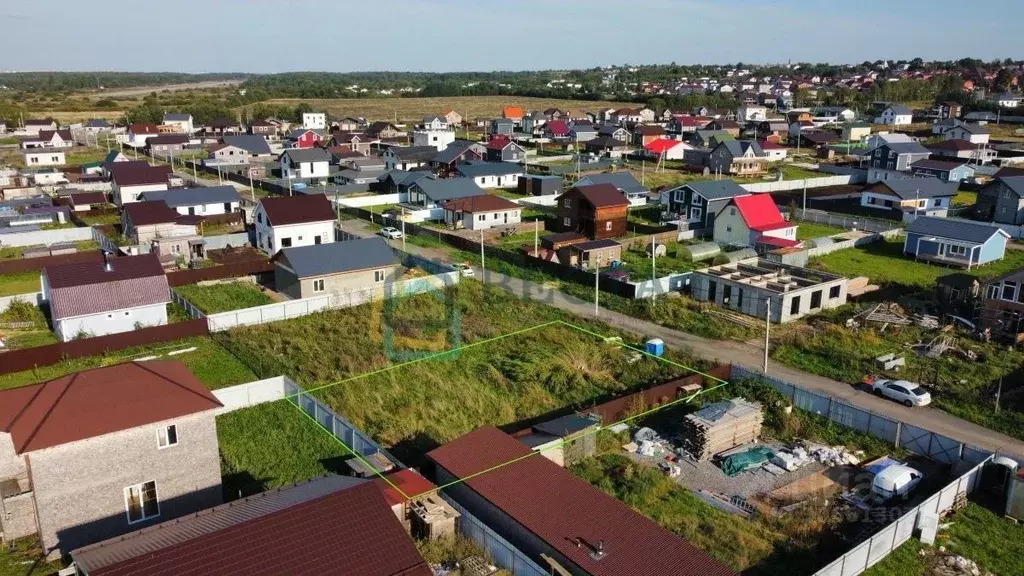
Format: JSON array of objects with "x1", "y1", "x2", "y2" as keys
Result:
[{"x1": 1, "y1": 0, "x2": 1021, "y2": 73}]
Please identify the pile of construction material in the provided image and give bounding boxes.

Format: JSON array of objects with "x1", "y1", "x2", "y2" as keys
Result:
[{"x1": 682, "y1": 398, "x2": 763, "y2": 461}]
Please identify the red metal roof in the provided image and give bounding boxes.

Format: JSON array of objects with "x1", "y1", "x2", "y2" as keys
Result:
[
  {"x1": 567, "y1": 184, "x2": 630, "y2": 209},
  {"x1": 756, "y1": 235, "x2": 802, "y2": 248},
  {"x1": 83, "y1": 481, "x2": 431, "y2": 576},
  {"x1": 756, "y1": 139, "x2": 785, "y2": 150},
  {"x1": 439, "y1": 194, "x2": 518, "y2": 213},
  {"x1": 259, "y1": 194, "x2": 336, "y2": 226},
  {"x1": 732, "y1": 194, "x2": 789, "y2": 232},
  {"x1": 124, "y1": 200, "x2": 180, "y2": 226},
  {"x1": 0, "y1": 361, "x2": 222, "y2": 454},
  {"x1": 486, "y1": 135, "x2": 513, "y2": 150},
  {"x1": 427, "y1": 427, "x2": 734, "y2": 576},
  {"x1": 375, "y1": 469, "x2": 437, "y2": 507},
  {"x1": 502, "y1": 105, "x2": 525, "y2": 119},
  {"x1": 129, "y1": 123, "x2": 160, "y2": 134},
  {"x1": 644, "y1": 138, "x2": 683, "y2": 154},
  {"x1": 44, "y1": 253, "x2": 170, "y2": 320},
  {"x1": 546, "y1": 120, "x2": 569, "y2": 136},
  {"x1": 108, "y1": 162, "x2": 173, "y2": 187}
]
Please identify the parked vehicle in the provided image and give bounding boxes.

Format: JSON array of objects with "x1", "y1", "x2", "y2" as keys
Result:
[
  {"x1": 378, "y1": 226, "x2": 403, "y2": 239},
  {"x1": 872, "y1": 464, "x2": 923, "y2": 500},
  {"x1": 451, "y1": 263, "x2": 474, "y2": 277},
  {"x1": 871, "y1": 379, "x2": 932, "y2": 407}
]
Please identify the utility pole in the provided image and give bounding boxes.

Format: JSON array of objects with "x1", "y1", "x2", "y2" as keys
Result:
[
  {"x1": 650, "y1": 235, "x2": 656, "y2": 302},
  {"x1": 802, "y1": 182, "x2": 807, "y2": 215},
  {"x1": 594, "y1": 261, "x2": 600, "y2": 317},
  {"x1": 400, "y1": 207, "x2": 407, "y2": 251},
  {"x1": 534, "y1": 218, "x2": 539, "y2": 256},
  {"x1": 995, "y1": 376, "x2": 1003, "y2": 413},
  {"x1": 480, "y1": 229, "x2": 485, "y2": 282},
  {"x1": 249, "y1": 170, "x2": 255, "y2": 202},
  {"x1": 763, "y1": 297, "x2": 771, "y2": 374}
]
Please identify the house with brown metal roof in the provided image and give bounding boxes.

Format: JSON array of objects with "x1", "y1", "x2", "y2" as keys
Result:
[
  {"x1": 107, "y1": 161, "x2": 173, "y2": 206},
  {"x1": 427, "y1": 427, "x2": 735, "y2": 576},
  {"x1": 253, "y1": 194, "x2": 337, "y2": 254},
  {"x1": 42, "y1": 252, "x2": 170, "y2": 341},
  {"x1": 440, "y1": 194, "x2": 521, "y2": 230},
  {"x1": 555, "y1": 184, "x2": 630, "y2": 240},
  {"x1": 69, "y1": 476, "x2": 431, "y2": 576},
  {"x1": 121, "y1": 201, "x2": 202, "y2": 264},
  {"x1": 0, "y1": 361, "x2": 223, "y2": 558}
]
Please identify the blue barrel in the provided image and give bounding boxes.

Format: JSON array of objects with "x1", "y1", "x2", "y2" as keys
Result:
[{"x1": 645, "y1": 338, "x2": 665, "y2": 357}]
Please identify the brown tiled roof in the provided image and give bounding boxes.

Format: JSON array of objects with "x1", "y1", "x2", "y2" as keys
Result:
[
  {"x1": 928, "y1": 139, "x2": 977, "y2": 152},
  {"x1": 108, "y1": 162, "x2": 173, "y2": 186},
  {"x1": 427, "y1": 427, "x2": 734, "y2": 576},
  {"x1": 0, "y1": 361, "x2": 221, "y2": 454},
  {"x1": 37, "y1": 129, "x2": 73, "y2": 142},
  {"x1": 995, "y1": 166, "x2": 1024, "y2": 178},
  {"x1": 44, "y1": 253, "x2": 169, "y2": 320},
  {"x1": 259, "y1": 194, "x2": 335, "y2": 226},
  {"x1": 439, "y1": 194, "x2": 518, "y2": 213},
  {"x1": 911, "y1": 159, "x2": 968, "y2": 170},
  {"x1": 69, "y1": 191, "x2": 107, "y2": 206},
  {"x1": 147, "y1": 134, "x2": 189, "y2": 145},
  {"x1": 635, "y1": 125, "x2": 666, "y2": 135},
  {"x1": 375, "y1": 469, "x2": 437, "y2": 507},
  {"x1": 571, "y1": 184, "x2": 630, "y2": 209},
  {"x1": 129, "y1": 123, "x2": 160, "y2": 134},
  {"x1": 76, "y1": 480, "x2": 431, "y2": 576},
  {"x1": 124, "y1": 200, "x2": 179, "y2": 226}
]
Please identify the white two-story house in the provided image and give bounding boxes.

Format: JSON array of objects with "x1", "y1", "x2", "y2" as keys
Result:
[
  {"x1": 874, "y1": 105, "x2": 914, "y2": 127},
  {"x1": 140, "y1": 185, "x2": 243, "y2": 216},
  {"x1": 302, "y1": 112, "x2": 327, "y2": 130},
  {"x1": 254, "y1": 194, "x2": 337, "y2": 254},
  {"x1": 280, "y1": 147, "x2": 331, "y2": 180}
]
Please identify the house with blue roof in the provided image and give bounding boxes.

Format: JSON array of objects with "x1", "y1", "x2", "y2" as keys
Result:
[{"x1": 903, "y1": 216, "x2": 1010, "y2": 269}]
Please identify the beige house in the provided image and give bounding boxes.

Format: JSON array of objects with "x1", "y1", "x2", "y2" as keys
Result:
[
  {"x1": 0, "y1": 361, "x2": 223, "y2": 558},
  {"x1": 273, "y1": 237, "x2": 400, "y2": 300},
  {"x1": 440, "y1": 194, "x2": 521, "y2": 230},
  {"x1": 122, "y1": 201, "x2": 202, "y2": 263}
]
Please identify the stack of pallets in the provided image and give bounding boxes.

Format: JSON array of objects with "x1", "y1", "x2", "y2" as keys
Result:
[{"x1": 682, "y1": 398, "x2": 764, "y2": 461}]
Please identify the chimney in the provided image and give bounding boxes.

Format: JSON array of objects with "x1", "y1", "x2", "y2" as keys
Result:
[{"x1": 102, "y1": 251, "x2": 113, "y2": 272}]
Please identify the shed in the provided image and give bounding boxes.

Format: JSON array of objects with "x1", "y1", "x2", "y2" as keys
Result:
[
  {"x1": 685, "y1": 241, "x2": 721, "y2": 262},
  {"x1": 724, "y1": 248, "x2": 758, "y2": 262},
  {"x1": 517, "y1": 174, "x2": 562, "y2": 196}
]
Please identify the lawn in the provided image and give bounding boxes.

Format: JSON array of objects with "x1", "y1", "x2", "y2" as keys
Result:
[
  {"x1": 75, "y1": 212, "x2": 121, "y2": 226},
  {"x1": 199, "y1": 221, "x2": 246, "y2": 237},
  {"x1": 174, "y1": 282, "x2": 274, "y2": 313},
  {"x1": 863, "y1": 502, "x2": 1024, "y2": 576},
  {"x1": 776, "y1": 164, "x2": 825, "y2": 181},
  {"x1": 217, "y1": 401, "x2": 351, "y2": 501},
  {"x1": 0, "y1": 537, "x2": 59, "y2": 576},
  {"x1": 0, "y1": 300, "x2": 58, "y2": 350},
  {"x1": 0, "y1": 271, "x2": 42, "y2": 297},
  {"x1": 255, "y1": 95, "x2": 634, "y2": 123},
  {"x1": 63, "y1": 145, "x2": 114, "y2": 166},
  {"x1": 952, "y1": 190, "x2": 977, "y2": 207},
  {"x1": 617, "y1": 241, "x2": 696, "y2": 278},
  {"x1": 215, "y1": 281, "x2": 701, "y2": 462},
  {"x1": 795, "y1": 220, "x2": 848, "y2": 240},
  {"x1": 809, "y1": 238, "x2": 1024, "y2": 289},
  {"x1": 0, "y1": 336, "x2": 256, "y2": 391}
]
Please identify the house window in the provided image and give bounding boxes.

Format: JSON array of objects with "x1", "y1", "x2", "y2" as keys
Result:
[
  {"x1": 691, "y1": 195, "x2": 702, "y2": 206},
  {"x1": 948, "y1": 244, "x2": 967, "y2": 257},
  {"x1": 374, "y1": 269, "x2": 386, "y2": 283},
  {"x1": 563, "y1": 199, "x2": 571, "y2": 208},
  {"x1": 257, "y1": 213, "x2": 262, "y2": 223},
  {"x1": 829, "y1": 285, "x2": 841, "y2": 299},
  {"x1": 1002, "y1": 281, "x2": 1018, "y2": 301},
  {"x1": 726, "y1": 226, "x2": 732, "y2": 233},
  {"x1": 313, "y1": 278, "x2": 325, "y2": 292},
  {"x1": 314, "y1": 235, "x2": 322, "y2": 244},
  {"x1": 987, "y1": 284, "x2": 999, "y2": 299},
  {"x1": 790, "y1": 295, "x2": 801, "y2": 315},
  {"x1": 729, "y1": 207, "x2": 736, "y2": 216},
  {"x1": 281, "y1": 237, "x2": 292, "y2": 248},
  {"x1": 810, "y1": 290, "x2": 822, "y2": 309},
  {"x1": 124, "y1": 481, "x2": 159, "y2": 524},
  {"x1": 563, "y1": 217, "x2": 571, "y2": 227},
  {"x1": 605, "y1": 221, "x2": 612, "y2": 231},
  {"x1": 157, "y1": 425, "x2": 178, "y2": 449}
]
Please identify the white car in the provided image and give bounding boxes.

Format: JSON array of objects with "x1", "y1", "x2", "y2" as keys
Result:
[
  {"x1": 451, "y1": 263, "x2": 474, "y2": 277},
  {"x1": 378, "y1": 226, "x2": 403, "y2": 240},
  {"x1": 872, "y1": 464, "x2": 923, "y2": 500},
  {"x1": 871, "y1": 379, "x2": 932, "y2": 407}
]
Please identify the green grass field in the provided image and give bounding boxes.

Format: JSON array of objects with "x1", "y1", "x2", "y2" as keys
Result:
[
  {"x1": 0, "y1": 271, "x2": 42, "y2": 297},
  {"x1": 952, "y1": 190, "x2": 978, "y2": 207},
  {"x1": 75, "y1": 212, "x2": 121, "y2": 226},
  {"x1": 809, "y1": 238, "x2": 1024, "y2": 289},
  {"x1": 0, "y1": 336, "x2": 256, "y2": 391},
  {"x1": 0, "y1": 537, "x2": 59, "y2": 576},
  {"x1": 618, "y1": 241, "x2": 696, "y2": 278},
  {"x1": 0, "y1": 240, "x2": 99, "y2": 261},
  {"x1": 863, "y1": 503, "x2": 1024, "y2": 576},
  {"x1": 217, "y1": 401, "x2": 350, "y2": 500},
  {"x1": 215, "y1": 282, "x2": 700, "y2": 461},
  {"x1": 795, "y1": 221, "x2": 848, "y2": 240},
  {"x1": 174, "y1": 282, "x2": 274, "y2": 313}
]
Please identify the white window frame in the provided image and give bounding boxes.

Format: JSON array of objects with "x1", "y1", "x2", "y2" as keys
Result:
[
  {"x1": 124, "y1": 480, "x2": 160, "y2": 524},
  {"x1": 374, "y1": 269, "x2": 386, "y2": 283},
  {"x1": 312, "y1": 278, "x2": 325, "y2": 292},
  {"x1": 157, "y1": 425, "x2": 178, "y2": 449},
  {"x1": 947, "y1": 244, "x2": 968, "y2": 257},
  {"x1": 605, "y1": 221, "x2": 612, "y2": 231}
]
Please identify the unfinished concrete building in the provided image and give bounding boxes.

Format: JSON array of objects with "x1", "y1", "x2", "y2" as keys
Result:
[{"x1": 691, "y1": 258, "x2": 849, "y2": 323}]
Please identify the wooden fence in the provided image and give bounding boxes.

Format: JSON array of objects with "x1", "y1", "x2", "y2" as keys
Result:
[
  {"x1": 0, "y1": 319, "x2": 209, "y2": 376},
  {"x1": 166, "y1": 258, "x2": 274, "y2": 287}
]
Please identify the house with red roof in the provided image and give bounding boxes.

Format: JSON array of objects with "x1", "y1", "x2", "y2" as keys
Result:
[
  {"x1": 0, "y1": 361, "x2": 224, "y2": 558},
  {"x1": 644, "y1": 137, "x2": 693, "y2": 160},
  {"x1": 713, "y1": 193, "x2": 799, "y2": 248},
  {"x1": 544, "y1": 119, "x2": 570, "y2": 138},
  {"x1": 756, "y1": 139, "x2": 788, "y2": 161},
  {"x1": 485, "y1": 134, "x2": 526, "y2": 162},
  {"x1": 70, "y1": 475, "x2": 432, "y2": 576},
  {"x1": 427, "y1": 427, "x2": 735, "y2": 576}
]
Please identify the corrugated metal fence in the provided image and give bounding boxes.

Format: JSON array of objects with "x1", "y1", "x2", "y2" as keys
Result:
[{"x1": 441, "y1": 495, "x2": 550, "y2": 576}]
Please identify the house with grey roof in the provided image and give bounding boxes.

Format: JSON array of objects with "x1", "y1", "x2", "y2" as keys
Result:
[
  {"x1": 382, "y1": 146, "x2": 438, "y2": 171},
  {"x1": 904, "y1": 216, "x2": 1009, "y2": 269},
  {"x1": 280, "y1": 147, "x2": 331, "y2": 180},
  {"x1": 665, "y1": 179, "x2": 751, "y2": 233},
  {"x1": 455, "y1": 161, "x2": 524, "y2": 188},
  {"x1": 378, "y1": 170, "x2": 433, "y2": 194},
  {"x1": 161, "y1": 113, "x2": 194, "y2": 134},
  {"x1": 861, "y1": 178, "x2": 958, "y2": 218},
  {"x1": 431, "y1": 140, "x2": 486, "y2": 176},
  {"x1": 140, "y1": 185, "x2": 243, "y2": 217},
  {"x1": 909, "y1": 159, "x2": 976, "y2": 184},
  {"x1": 975, "y1": 176, "x2": 1024, "y2": 225},
  {"x1": 875, "y1": 104, "x2": 914, "y2": 126},
  {"x1": 272, "y1": 237, "x2": 400, "y2": 299},
  {"x1": 864, "y1": 141, "x2": 931, "y2": 181},
  {"x1": 943, "y1": 123, "x2": 990, "y2": 145},
  {"x1": 574, "y1": 172, "x2": 649, "y2": 205},
  {"x1": 221, "y1": 134, "x2": 273, "y2": 156},
  {"x1": 407, "y1": 176, "x2": 486, "y2": 209},
  {"x1": 708, "y1": 140, "x2": 767, "y2": 178}
]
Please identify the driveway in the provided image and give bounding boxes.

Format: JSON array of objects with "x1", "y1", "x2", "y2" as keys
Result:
[{"x1": 338, "y1": 218, "x2": 1024, "y2": 459}]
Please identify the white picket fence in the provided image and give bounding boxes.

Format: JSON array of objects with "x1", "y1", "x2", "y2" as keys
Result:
[
  {"x1": 335, "y1": 193, "x2": 403, "y2": 207},
  {"x1": 742, "y1": 174, "x2": 861, "y2": 193},
  {"x1": 212, "y1": 376, "x2": 293, "y2": 414}
]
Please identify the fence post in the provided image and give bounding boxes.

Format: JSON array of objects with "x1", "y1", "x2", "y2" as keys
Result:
[{"x1": 894, "y1": 420, "x2": 902, "y2": 448}]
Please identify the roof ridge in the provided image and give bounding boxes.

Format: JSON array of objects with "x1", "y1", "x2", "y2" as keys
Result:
[{"x1": 132, "y1": 361, "x2": 223, "y2": 409}]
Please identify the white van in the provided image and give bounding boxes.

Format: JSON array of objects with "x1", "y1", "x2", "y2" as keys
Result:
[{"x1": 872, "y1": 464, "x2": 922, "y2": 500}]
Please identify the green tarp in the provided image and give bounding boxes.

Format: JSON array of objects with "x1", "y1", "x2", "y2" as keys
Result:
[{"x1": 720, "y1": 446, "x2": 775, "y2": 476}]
